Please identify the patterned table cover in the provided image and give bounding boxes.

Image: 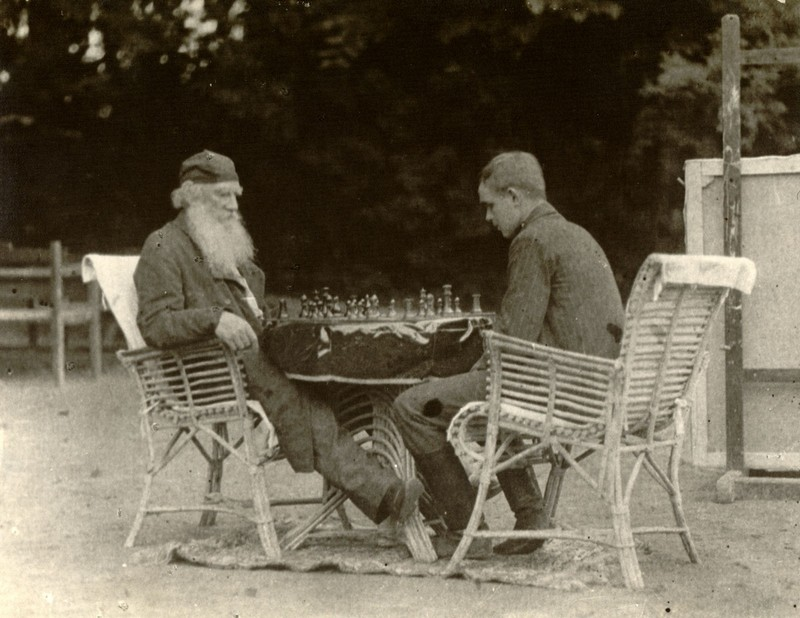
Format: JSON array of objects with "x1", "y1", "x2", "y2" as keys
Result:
[{"x1": 263, "y1": 314, "x2": 493, "y2": 384}]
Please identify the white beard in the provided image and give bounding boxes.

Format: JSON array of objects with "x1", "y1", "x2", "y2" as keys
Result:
[{"x1": 184, "y1": 203, "x2": 255, "y2": 278}]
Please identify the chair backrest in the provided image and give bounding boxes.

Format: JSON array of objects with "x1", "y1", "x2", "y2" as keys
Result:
[
  {"x1": 83, "y1": 253, "x2": 251, "y2": 419},
  {"x1": 81, "y1": 254, "x2": 144, "y2": 349},
  {"x1": 619, "y1": 253, "x2": 756, "y2": 435}
]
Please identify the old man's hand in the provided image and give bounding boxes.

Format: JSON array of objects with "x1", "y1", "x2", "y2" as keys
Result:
[{"x1": 215, "y1": 312, "x2": 259, "y2": 352}]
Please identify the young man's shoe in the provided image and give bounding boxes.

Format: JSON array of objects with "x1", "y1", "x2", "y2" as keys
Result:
[{"x1": 432, "y1": 531, "x2": 493, "y2": 560}]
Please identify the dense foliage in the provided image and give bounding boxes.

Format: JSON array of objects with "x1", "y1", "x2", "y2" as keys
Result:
[{"x1": 1, "y1": 0, "x2": 797, "y2": 304}]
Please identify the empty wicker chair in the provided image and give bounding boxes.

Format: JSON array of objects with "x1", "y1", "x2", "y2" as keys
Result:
[{"x1": 445, "y1": 253, "x2": 757, "y2": 588}]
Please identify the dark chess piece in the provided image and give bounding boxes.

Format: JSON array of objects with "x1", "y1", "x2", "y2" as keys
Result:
[
  {"x1": 403, "y1": 297, "x2": 414, "y2": 319},
  {"x1": 436, "y1": 297, "x2": 443, "y2": 315},
  {"x1": 278, "y1": 298, "x2": 289, "y2": 319},
  {"x1": 322, "y1": 287, "x2": 333, "y2": 317}
]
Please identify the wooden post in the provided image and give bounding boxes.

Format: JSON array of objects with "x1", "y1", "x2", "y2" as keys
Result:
[
  {"x1": 50, "y1": 240, "x2": 65, "y2": 387},
  {"x1": 88, "y1": 280, "x2": 103, "y2": 377},
  {"x1": 721, "y1": 15, "x2": 744, "y2": 471}
]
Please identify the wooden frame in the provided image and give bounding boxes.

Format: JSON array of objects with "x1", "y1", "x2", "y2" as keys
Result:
[
  {"x1": 684, "y1": 155, "x2": 800, "y2": 469},
  {"x1": 720, "y1": 14, "x2": 800, "y2": 471},
  {"x1": 0, "y1": 240, "x2": 102, "y2": 385}
]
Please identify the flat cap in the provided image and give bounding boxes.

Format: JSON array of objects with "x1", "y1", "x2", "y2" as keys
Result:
[{"x1": 179, "y1": 150, "x2": 239, "y2": 185}]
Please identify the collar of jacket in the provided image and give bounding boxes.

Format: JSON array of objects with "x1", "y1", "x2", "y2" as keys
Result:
[
  {"x1": 174, "y1": 211, "x2": 259, "y2": 283},
  {"x1": 512, "y1": 201, "x2": 560, "y2": 239}
]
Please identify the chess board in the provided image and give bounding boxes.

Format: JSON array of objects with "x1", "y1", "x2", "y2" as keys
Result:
[{"x1": 264, "y1": 286, "x2": 493, "y2": 382}]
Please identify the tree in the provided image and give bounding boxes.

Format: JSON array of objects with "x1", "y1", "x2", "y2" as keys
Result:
[{"x1": 2, "y1": 1, "x2": 795, "y2": 303}]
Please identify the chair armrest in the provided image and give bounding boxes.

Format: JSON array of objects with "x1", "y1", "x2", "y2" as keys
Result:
[
  {"x1": 116, "y1": 339, "x2": 230, "y2": 366},
  {"x1": 483, "y1": 331, "x2": 618, "y2": 431},
  {"x1": 485, "y1": 331, "x2": 617, "y2": 371},
  {"x1": 117, "y1": 339, "x2": 251, "y2": 416}
]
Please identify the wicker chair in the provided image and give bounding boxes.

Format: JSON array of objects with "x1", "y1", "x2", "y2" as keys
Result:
[
  {"x1": 445, "y1": 253, "x2": 757, "y2": 588},
  {"x1": 81, "y1": 254, "x2": 436, "y2": 562},
  {"x1": 81, "y1": 254, "x2": 286, "y2": 557}
]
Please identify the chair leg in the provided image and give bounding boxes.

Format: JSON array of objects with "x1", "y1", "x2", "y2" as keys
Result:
[
  {"x1": 372, "y1": 404, "x2": 437, "y2": 563},
  {"x1": 543, "y1": 460, "x2": 568, "y2": 523},
  {"x1": 668, "y1": 444, "x2": 700, "y2": 563},
  {"x1": 334, "y1": 492, "x2": 354, "y2": 530},
  {"x1": 282, "y1": 489, "x2": 349, "y2": 551},
  {"x1": 609, "y1": 450, "x2": 644, "y2": 590},
  {"x1": 610, "y1": 500, "x2": 644, "y2": 590},
  {"x1": 241, "y1": 414, "x2": 282, "y2": 559},
  {"x1": 200, "y1": 423, "x2": 226, "y2": 527},
  {"x1": 125, "y1": 472, "x2": 153, "y2": 548},
  {"x1": 442, "y1": 421, "x2": 498, "y2": 576},
  {"x1": 442, "y1": 466, "x2": 491, "y2": 575},
  {"x1": 125, "y1": 417, "x2": 159, "y2": 548}
]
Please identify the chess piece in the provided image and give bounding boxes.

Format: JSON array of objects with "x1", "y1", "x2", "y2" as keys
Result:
[
  {"x1": 443, "y1": 284, "x2": 453, "y2": 314},
  {"x1": 454, "y1": 296, "x2": 462, "y2": 314},
  {"x1": 278, "y1": 298, "x2": 289, "y2": 319},
  {"x1": 299, "y1": 294, "x2": 309, "y2": 318},
  {"x1": 426, "y1": 293, "x2": 435, "y2": 316},
  {"x1": 471, "y1": 293, "x2": 482, "y2": 314},
  {"x1": 332, "y1": 295, "x2": 342, "y2": 316},
  {"x1": 403, "y1": 297, "x2": 414, "y2": 319},
  {"x1": 388, "y1": 298, "x2": 397, "y2": 318},
  {"x1": 370, "y1": 294, "x2": 380, "y2": 318},
  {"x1": 436, "y1": 297, "x2": 443, "y2": 315},
  {"x1": 322, "y1": 287, "x2": 333, "y2": 317}
]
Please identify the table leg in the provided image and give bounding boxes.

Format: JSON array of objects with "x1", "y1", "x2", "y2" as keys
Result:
[{"x1": 280, "y1": 384, "x2": 436, "y2": 562}]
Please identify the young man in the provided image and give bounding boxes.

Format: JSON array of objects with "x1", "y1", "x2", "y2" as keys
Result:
[
  {"x1": 134, "y1": 150, "x2": 423, "y2": 528},
  {"x1": 394, "y1": 151, "x2": 625, "y2": 557}
]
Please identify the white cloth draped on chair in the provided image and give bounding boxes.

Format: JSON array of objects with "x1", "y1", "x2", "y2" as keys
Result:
[{"x1": 81, "y1": 254, "x2": 144, "y2": 349}]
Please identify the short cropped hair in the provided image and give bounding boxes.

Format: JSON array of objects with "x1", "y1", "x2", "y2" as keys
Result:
[{"x1": 479, "y1": 151, "x2": 547, "y2": 200}]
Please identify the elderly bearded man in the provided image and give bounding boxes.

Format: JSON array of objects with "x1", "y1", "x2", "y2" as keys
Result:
[
  {"x1": 134, "y1": 150, "x2": 423, "y2": 529},
  {"x1": 394, "y1": 151, "x2": 625, "y2": 558}
]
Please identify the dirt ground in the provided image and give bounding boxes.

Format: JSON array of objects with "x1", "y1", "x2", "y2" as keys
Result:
[{"x1": 1, "y1": 350, "x2": 799, "y2": 618}]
